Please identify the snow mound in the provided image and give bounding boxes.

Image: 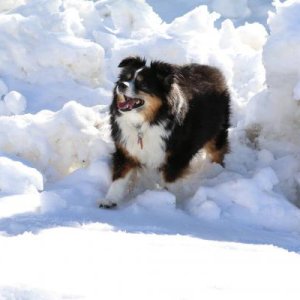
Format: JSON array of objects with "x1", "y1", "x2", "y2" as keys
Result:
[
  {"x1": 1, "y1": 0, "x2": 106, "y2": 88},
  {"x1": 101, "y1": 0, "x2": 163, "y2": 38},
  {"x1": 133, "y1": 190, "x2": 176, "y2": 212},
  {"x1": 245, "y1": 0, "x2": 300, "y2": 203},
  {"x1": 258, "y1": 0, "x2": 300, "y2": 134},
  {"x1": 0, "y1": 101, "x2": 111, "y2": 179},
  {"x1": 3, "y1": 91, "x2": 27, "y2": 115},
  {"x1": 0, "y1": 156, "x2": 43, "y2": 218},
  {"x1": 0, "y1": 0, "x2": 25, "y2": 13},
  {"x1": 0, "y1": 156, "x2": 43, "y2": 195},
  {"x1": 189, "y1": 168, "x2": 300, "y2": 231}
]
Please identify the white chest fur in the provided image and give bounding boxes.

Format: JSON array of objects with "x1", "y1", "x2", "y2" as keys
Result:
[{"x1": 116, "y1": 111, "x2": 170, "y2": 169}]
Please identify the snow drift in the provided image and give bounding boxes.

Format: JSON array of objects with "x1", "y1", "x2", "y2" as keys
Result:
[
  {"x1": 0, "y1": 0, "x2": 299, "y2": 231},
  {"x1": 1, "y1": 0, "x2": 300, "y2": 299}
]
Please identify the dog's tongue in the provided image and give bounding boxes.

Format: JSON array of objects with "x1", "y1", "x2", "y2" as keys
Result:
[{"x1": 117, "y1": 98, "x2": 136, "y2": 110}]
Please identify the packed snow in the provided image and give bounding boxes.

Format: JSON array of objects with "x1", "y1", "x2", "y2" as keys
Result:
[{"x1": 1, "y1": 0, "x2": 300, "y2": 299}]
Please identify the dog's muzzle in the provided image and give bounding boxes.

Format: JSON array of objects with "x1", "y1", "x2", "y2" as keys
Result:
[{"x1": 117, "y1": 95, "x2": 145, "y2": 111}]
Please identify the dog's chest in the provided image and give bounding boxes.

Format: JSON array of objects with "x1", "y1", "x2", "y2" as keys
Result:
[{"x1": 117, "y1": 115, "x2": 169, "y2": 169}]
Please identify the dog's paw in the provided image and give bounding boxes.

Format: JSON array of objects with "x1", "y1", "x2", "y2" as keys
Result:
[{"x1": 99, "y1": 199, "x2": 117, "y2": 209}]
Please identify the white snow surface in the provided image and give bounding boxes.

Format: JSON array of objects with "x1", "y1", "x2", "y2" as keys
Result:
[{"x1": 1, "y1": 0, "x2": 300, "y2": 299}]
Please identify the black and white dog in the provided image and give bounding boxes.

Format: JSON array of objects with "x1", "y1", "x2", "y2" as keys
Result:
[{"x1": 99, "y1": 56, "x2": 230, "y2": 208}]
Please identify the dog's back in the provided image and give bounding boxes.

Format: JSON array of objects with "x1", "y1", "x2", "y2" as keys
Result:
[{"x1": 162, "y1": 63, "x2": 230, "y2": 181}]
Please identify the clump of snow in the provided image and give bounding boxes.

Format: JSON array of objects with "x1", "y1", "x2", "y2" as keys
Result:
[
  {"x1": 0, "y1": 101, "x2": 111, "y2": 178},
  {"x1": 190, "y1": 194, "x2": 221, "y2": 221},
  {"x1": 250, "y1": 0, "x2": 300, "y2": 133},
  {"x1": 3, "y1": 91, "x2": 27, "y2": 115},
  {"x1": 40, "y1": 191, "x2": 66, "y2": 214},
  {"x1": 0, "y1": 156, "x2": 43, "y2": 218},
  {"x1": 189, "y1": 168, "x2": 300, "y2": 231},
  {"x1": 244, "y1": 0, "x2": 300, "y2": 204},
  {"x1": 0, "y1": 194, "x2": 41, "y2": 218},
  {"x1": 102, "y1": 0, "x2": 163, "y2": 38},
  {"x1": 0, "y1": 156, "x2": 43, "y2": 195},
  {"x1": 236, "y1": 22, "x2": 268, "y2": 50},
  {"x1": 0, "y1": 0, "x2": 25, "y2": 13},
  {"x1": 133, "y1": 190, "x2": 176, "y2": 212},
  {"x1": 0, "y1": 0, "x2": 108, "y2": 114},
  {"x1": 0, "y1": 79, "x2": 27, "y2": 116},
  {"x1": 0, "y1": 10, "x2": 106, "y2": 87}
]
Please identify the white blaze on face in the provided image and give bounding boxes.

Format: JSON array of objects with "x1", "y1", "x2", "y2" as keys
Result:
[
  {"x1": 116, "y1": 82, "x2": 129, "y2": 97},
  {"x1": 118, "y1": 67, "x2": 145, "y2": 98}
]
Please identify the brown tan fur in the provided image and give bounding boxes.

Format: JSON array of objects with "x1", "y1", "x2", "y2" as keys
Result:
[
  {"x1": 139, "y1": 93, "x2": 162, "y2": 122},
  {"x1": 112, "y1": 144, "x2": 140, "y2": 180},
  {"x1": 204, "y1": 138, "x2": 228, "y2": 165}
]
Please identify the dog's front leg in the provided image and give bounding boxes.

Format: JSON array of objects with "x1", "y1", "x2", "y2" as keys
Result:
[
  {"x1": 99, "y1": 170, "x2": 134, "y2": 208},
  {"x1": 99, "y1": 147, "x2": 139, "y2": 209}
]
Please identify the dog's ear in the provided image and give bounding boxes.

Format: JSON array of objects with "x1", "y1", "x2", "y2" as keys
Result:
[
  {"x1": 118, "y1": 56, "x2": 146, "y2": 68},
  {"x1": 151, "y1": 61, "x2": 175, "y2": 89},
  {"x1": 164, "y1": 74, "x2": 174, "y2": 89},
  {"x1": 151, "y1": 61, "x2": 187, "y2": 124}
]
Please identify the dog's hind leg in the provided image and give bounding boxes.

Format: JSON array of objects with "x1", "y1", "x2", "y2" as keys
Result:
[
  {"x1": 162, "y1": 152, "x2": 193, "y2": 183},
  {"x1": 204, "y1": 128, "x2": 229, "y2": 166}
]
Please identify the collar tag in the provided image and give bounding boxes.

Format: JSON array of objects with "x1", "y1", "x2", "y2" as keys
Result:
[{"x1": 137, "y1": 132, "x2": 143, "y2": 150}]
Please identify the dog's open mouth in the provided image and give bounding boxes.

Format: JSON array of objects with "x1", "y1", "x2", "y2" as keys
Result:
[{"x1": 117, "y1": 95, "x2": 145, "y2": 111}]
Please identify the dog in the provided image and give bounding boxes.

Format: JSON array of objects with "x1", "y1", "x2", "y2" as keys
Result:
[{"x1": 99, "y1": 56, "x2": 230, "y2": 208}]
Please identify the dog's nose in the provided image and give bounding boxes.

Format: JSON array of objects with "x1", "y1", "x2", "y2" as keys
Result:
[{"x1": 118, "y1": 81, "x2": 129, "y2": 91}]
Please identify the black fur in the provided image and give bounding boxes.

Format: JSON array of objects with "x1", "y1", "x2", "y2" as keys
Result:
[{"x1": 104, "y1": 56, "x2": 230, "y2": 207}]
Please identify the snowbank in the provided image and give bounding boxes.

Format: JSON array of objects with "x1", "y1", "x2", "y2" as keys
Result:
[
  {"x1": 0, "y1": 155, "x2": 42, "y2": 217},
  {"x1": 248, "y1": 0, "x2": 300, "y2": 132},
  {"x1": 0, "y1": 0, "x2": 299, "y2": 233},
  {"x1": 1, "y1": 225, "x2": 299, "y2": 300},
  {"x1": 1, "y1": 0, "x2": 300, "y2": 299},
  {"x1": 0, "y1": 1, "x2": 106, "y2": 87},
  {"x1": 0, "y1": 101, "x2": 111, "y2": 178},
  {"x1": 245, "y1": 0, "x2": 300, "y2": 203}
]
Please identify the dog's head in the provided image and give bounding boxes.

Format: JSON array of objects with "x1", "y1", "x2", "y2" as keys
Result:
[{"x1": 113, "y1": 56, "x2": 186, "y2": 123}]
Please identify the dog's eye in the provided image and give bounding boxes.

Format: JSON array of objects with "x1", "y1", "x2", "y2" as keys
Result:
[
  {"x1": 136, "y1": 74, "x2": 143, "y2": 82},
  {"x1": 140, "y1": 82, "x2": 150, "y2": 92},
  {"x1": 124, "y1": 73, "x2": 132, "y2": 80}
]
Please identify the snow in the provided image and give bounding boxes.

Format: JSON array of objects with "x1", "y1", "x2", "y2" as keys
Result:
[
  {"x1": 0, "y1": 156, "x2": 42, "y2": 218},
  {"x1": 1, "y1": 225, "x2": 299, "y2": 300},
  {"x1": 1, "y1": 0, "x2": 300, "y2": 299},
  {"x1": 148, "y1": 0, "x2": 274, "y2": 27},
  {"x1": 3, "y1": 91, "x2": 27, "y2": 115}
]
